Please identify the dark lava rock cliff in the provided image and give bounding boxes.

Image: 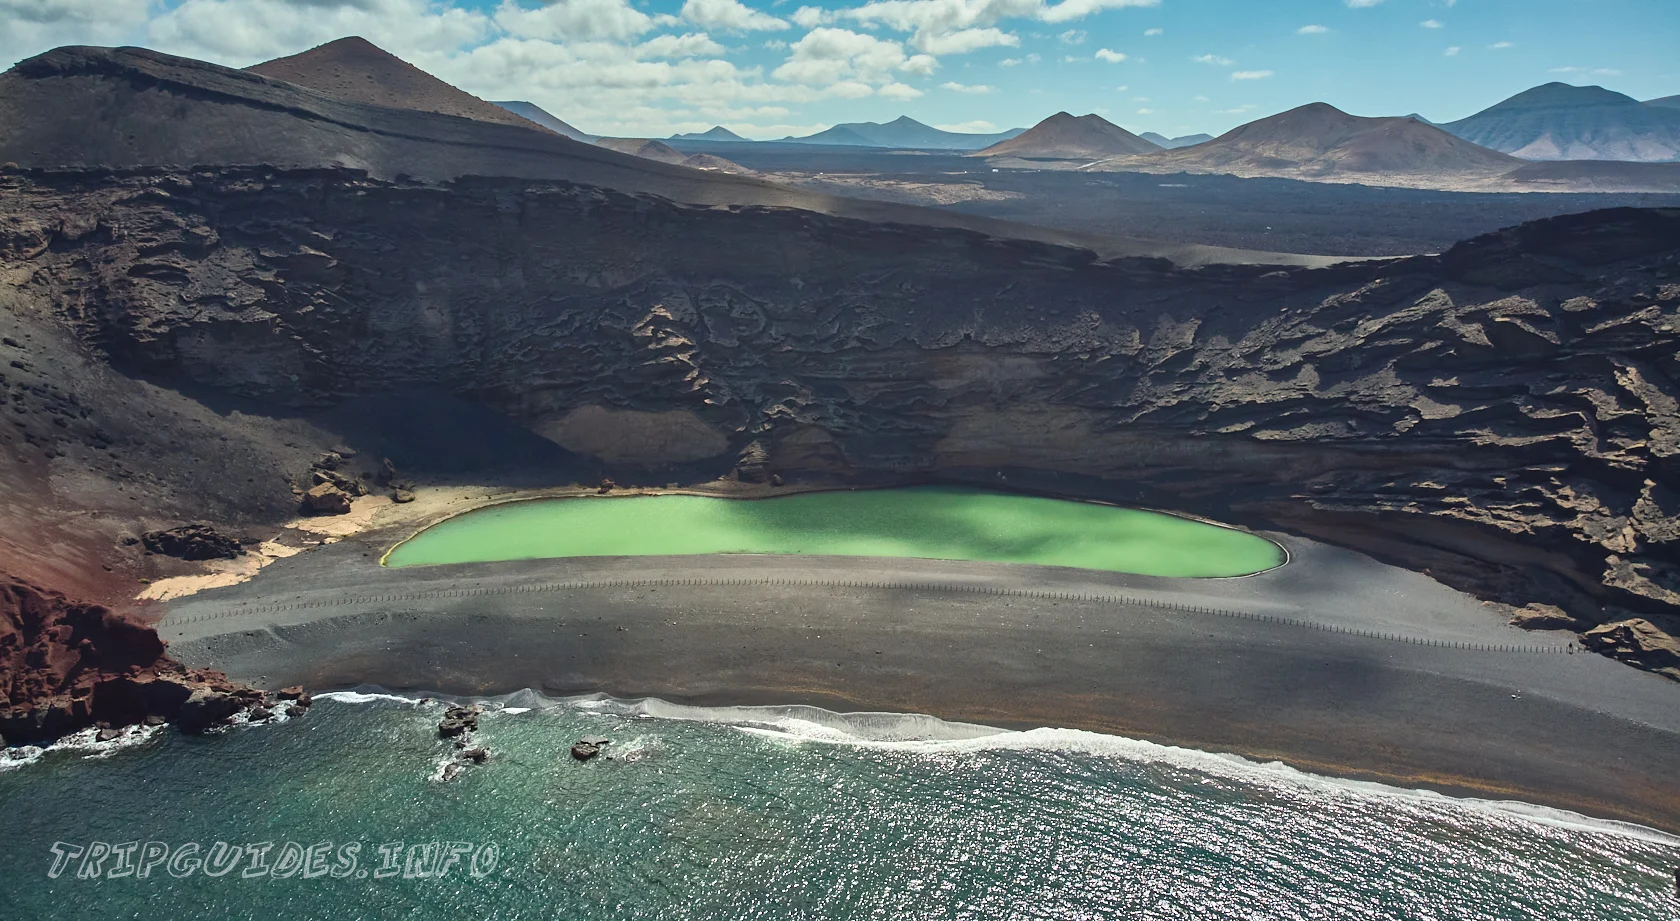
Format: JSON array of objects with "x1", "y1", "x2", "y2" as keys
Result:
[{"x1": 1, "y1": 166, "x2": 1678, "y2": 673}]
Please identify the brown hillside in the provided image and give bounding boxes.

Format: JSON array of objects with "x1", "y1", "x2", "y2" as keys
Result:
[
  {"x1": 247, "y1": 36, "x2": 543, "y2": 132},
  {"x1": 594, "y1": 137, "x2": 691, "y2": 166},
  {"x1": 978, "y1": 112, "x2": 1161, "y2": 159},
  {"x1": 1101, "y1": 103, "x2": 1519, "y2": 178}
]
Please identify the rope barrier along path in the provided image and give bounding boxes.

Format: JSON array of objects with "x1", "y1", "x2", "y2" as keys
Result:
[{"x1": 163, "y1": 576, "x2": 1565, "y2": 654}]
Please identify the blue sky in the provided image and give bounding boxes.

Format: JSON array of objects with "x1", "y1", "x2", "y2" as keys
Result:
[{"x1": 3, "y1": 0, "x2": 1675, "y2": 138}]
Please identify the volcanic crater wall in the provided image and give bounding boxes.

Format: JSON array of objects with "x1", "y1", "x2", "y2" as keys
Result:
[{"x1": 2, "y1": 167, "x2": 1679, "y2": 640}]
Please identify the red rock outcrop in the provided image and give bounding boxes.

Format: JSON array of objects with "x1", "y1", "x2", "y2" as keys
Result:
[{"x1": 0, "y1": 575, "x2": 270, "y2": 744}]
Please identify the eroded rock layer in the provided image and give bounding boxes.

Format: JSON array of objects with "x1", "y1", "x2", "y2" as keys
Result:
[{"x1": 1, "y1": 167, "x2": 1678, "y2": 669}]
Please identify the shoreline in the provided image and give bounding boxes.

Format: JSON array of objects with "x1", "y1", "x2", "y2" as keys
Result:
[
  {"x1": 156, "y1": 535, "x2": 1680, "y2": 834},
  {"x1": 304, "y1": 686, "x2": 1680, "y2": 845}
]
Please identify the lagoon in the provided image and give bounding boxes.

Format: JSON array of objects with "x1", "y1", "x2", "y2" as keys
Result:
[{"x1": 384, "y1": 486, "x2": 1283, "y2": 577}]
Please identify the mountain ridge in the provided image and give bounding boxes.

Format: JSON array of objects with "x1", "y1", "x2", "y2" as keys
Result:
[
  {"x1": 783, "y1": 116, "x2": 1025, "y2": 150},
  {"x1": 1443, "y1": 82, "x2": 1680, "y2": 162},
  {"x1": 1097, "y1": 102, "x2": 1520, "y2": 179},
  {"x1": 979, "y1": 112, "x2": 1162, "y2": 159}
]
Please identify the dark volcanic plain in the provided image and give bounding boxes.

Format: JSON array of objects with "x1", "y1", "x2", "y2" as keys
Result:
[{"x1": 698, "y1": 147, "x2": 1680, "y2": 256}]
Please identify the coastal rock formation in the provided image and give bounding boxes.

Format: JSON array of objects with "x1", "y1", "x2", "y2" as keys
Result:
[
  {"x1": 141, "y1": 524, "x2": 244, "y2": 561},
  {"x1": 1581, "y1": 618, "x2": 1680, "y2": 679},
  {"x1": 0, "y1": 576, "x2": 269, "y2": 743},
  {"x1": 0, "y1": 165, "x2": 1678, "y2": 676},
  {"x1": 301, "y1": 484, "x2": 352, "y2": 515},
  {"x1": 570, "y1": 738, "x2": 609, "y2": 762},
  {"x1": 437, "y1": 705, "x2": 480, "y2": 738}
]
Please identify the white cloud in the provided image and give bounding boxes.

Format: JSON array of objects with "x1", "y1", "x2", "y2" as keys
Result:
[
  {"x1": 790, "y1": 5, "x2": 828, "y2": 27},
  {"x1": 914, "y1": 27, "x2": 1017, "y2": 55},
  {"x1": 1039, "y1": 0, "x2": 1159, "y2": 24},
  {"x1": 934, "y1": 119, "x2": 997, "y2": 131},
  {"x1": 998, "y1": 56, "x2": 1022, "y2": 66},
  {"x1": 494, "y1": 0, "x2": 662, "y2": 43},
  {"x1": 1112, "y1": 83, "x2": 1127, "y2": 91},
  {"x1": 773, "y1": 26, "x2": 921, "y2": 87},
  {"x1": 1143, "y1": 27, "x2": 1162, "y2": 36},
  {"x1": 1296, "y1": 24, "x2": 1327, "y2": 35},
  {"x1": 1420, "y1": 19, "x2": 1442, "y2": 29},
  {"x1": 1193, "y1": 94, "x2": 1208, "y2": 102},
  {"x1": 1136, "y1": 107, "x2": 1152, "y2": 114},
  {"x1": 901, "y1": 52, "x2": 938, "y2": 74},
  {"x1": 1094, "y1": 47, "x2": 1126, "y2": 62},
  {"x1": 637, "y1": 32, "x2": 728, "y2": 59},
  {"x1": 2, "y1": 0, "x2": 150, "y2": 67},
  {"x1": 1487, "y1": 41, "x2": 1512, "y2": 49},
  {"x1": 1551, "y1": 65, "x2": 1623, "y2": 77},
  {"x1": 1344, "y1": 0, "x2": 1383, "y2": 6},
  {"x1": 1192, "y1": 53, "x2": 1233, "y2": 66},
  {"x1": 941, "y1": 80, "x2": 994, "y2": 93},
  {"x1": 1443, "y1": 46, "x2": 1460, "y2": 56},
  {"x1": 878, "y1": 81, "x2": 922, "y2": 99},
  {"x1": 147, "y1": 0, "x2": 490, "y2": 64},
  {"x1": 682, "y1": 0, "x2": 788, "y2": 32},
  {"x1": 1058, "y1": 28, "x2": 1085, "y2": 44},
  {"x1": 839, "y1": 0, "x2": 1161, "y2": 53},
  {"x1": 1213, "y1": 104, "x2": 1254, "y2": 114},
  {"x1": 1230, "y1": 69, "x2": 1271, "y2": 81}
]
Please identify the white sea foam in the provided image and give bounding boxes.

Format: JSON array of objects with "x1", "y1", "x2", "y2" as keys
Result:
[
  {"x1": 731, "y1": 721, "x2": 1680, "y2": 846},
  {"x1": 0, "y1": 723, "x2": 165, "y2": 769},
  {"x1": 315, "y1": 689, "x2": 430, "y2": 707},
  {"x1": 0, "y1": 745, "x2": 45, "y2": 772},
  {"x1": 288, "y1": 686, "x2": 1680, "y2": 845}
]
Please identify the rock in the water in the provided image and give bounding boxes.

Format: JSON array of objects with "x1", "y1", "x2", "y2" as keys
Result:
[
  {"x1": 462, "y1": 747, "x2": 489, "y2": 764},
  {"x1": 277, "y1": 686, "x2": 312, "y2": 706},
  {"x1": 302, "y1": 482, "x2": 353, "y2": 515},
  {"x1": 570, "y1": 742, "x2": 600, "y2": 761},
  {"x1": 1508, "y1": 603, "x2": 1579, "y2": 631},
  {"x1": 438, "y1": 705, "x2": 481, "y2": 738},
  {"x1": 1581, "y1": 618, "x2": 1680, "y2": 680},
  {"x1": 96, "y1": 727, "x2": 121, "y2": 742},
  {"x1": 141, "y1": 524, "x2": 244, "y2": 561},
  {"x1": 175, "y1": 687, "x2": 246, "y2": 730}
]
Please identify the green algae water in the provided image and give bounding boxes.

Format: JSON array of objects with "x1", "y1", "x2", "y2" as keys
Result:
[
  {"x1": 385, "y1": 486, "x2": 1284, "y2": 577},
  {"x1": 0, "y1": 693, "x2": 1675, "y2": 921}
]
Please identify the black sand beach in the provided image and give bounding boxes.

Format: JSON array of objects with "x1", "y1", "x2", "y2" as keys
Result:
[{"x1": 159, "y1": 533, "x2": 1680, "y2": 832}]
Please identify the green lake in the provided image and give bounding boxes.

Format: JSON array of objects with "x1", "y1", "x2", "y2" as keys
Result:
[{"x1": 384, "y1": 486, "x2": 1283, "y2": 577}]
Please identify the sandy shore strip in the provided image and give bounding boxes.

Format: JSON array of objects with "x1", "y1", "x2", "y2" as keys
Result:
[{"x1": 158, "y1": 533, "x2": 1680, "y2": 832}]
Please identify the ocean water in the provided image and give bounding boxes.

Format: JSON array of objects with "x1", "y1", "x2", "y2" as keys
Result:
[
  {"x1": 0, "y1": 692, "x2": 1674, "y2": 921},
  {"x1": 383, "y1": 486, "x2": 1285, "y2": 577}
]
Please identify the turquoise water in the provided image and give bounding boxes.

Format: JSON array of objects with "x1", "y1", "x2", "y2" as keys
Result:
[
  {"x1": 385, "y1": 486, "x2": 1285, "y2": 577},
  {"x1": 0, "y1": 694, "x2": 1674, "y2": 920}
]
